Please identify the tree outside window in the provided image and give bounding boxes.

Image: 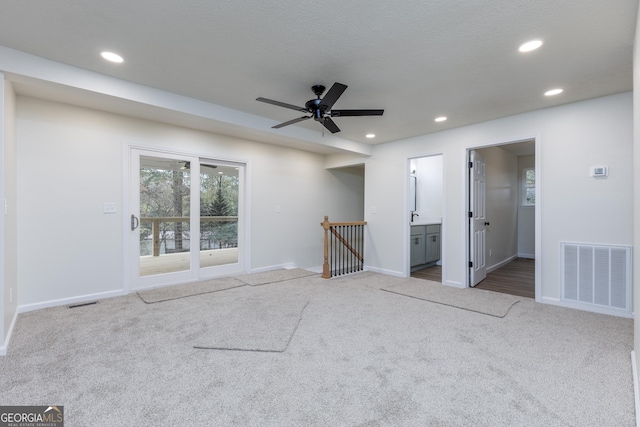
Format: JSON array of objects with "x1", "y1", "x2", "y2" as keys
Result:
[{"x1": 523, "y1": 167, "x2": 535, "y2": 206}]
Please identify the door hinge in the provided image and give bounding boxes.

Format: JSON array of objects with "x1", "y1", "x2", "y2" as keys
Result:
[
  {"x1": 468, "y1": 211, "x2": 473, "y2": 218},
  {"x1": 469, "y1": 261, "x2": 473, "y2": 268},
  {"x1": 469, "y1": 161, "x2": 473, "y2": 168}
]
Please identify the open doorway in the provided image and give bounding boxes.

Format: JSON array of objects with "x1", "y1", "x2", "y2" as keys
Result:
[
  {"x1": 409, "y1": 154, "x2": 444, "y2": 282},
  {"x1": 467, "y1": 140, "x2": 536, "y2": 298}
]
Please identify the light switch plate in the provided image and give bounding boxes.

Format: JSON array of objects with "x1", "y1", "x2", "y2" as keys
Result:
[{"x1": 103, "y1": 202, "x2": 117, "y2": 214}]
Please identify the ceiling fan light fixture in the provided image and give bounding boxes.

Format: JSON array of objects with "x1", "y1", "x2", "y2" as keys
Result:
[
  {"x1": 519, "y1": 40, "x2": 543, "y2": 52},
  {"x1": 100, "y1": 51, "x2": 124, "y2": 63}
]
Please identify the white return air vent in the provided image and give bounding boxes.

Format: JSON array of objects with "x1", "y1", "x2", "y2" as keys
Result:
[{"x1": 561, "y1": 242, "x2": 632, "y2": 316}]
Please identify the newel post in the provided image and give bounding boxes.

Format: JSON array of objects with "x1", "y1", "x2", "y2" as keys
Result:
[{"x1": 321, "y1": 215, "x2": 331, "y2": 279}]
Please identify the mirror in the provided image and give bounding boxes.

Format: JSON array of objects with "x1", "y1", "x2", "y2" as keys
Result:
[{"x1": 410, "y1": 175, "x2": 417, "y2": 212}]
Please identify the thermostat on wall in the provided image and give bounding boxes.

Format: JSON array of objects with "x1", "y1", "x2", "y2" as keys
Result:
[{"x1": 590, "y1": 166, "x2": 608, "y2": 178}]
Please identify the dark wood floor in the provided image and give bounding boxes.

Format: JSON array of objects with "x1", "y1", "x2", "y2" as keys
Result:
[{"x1": 411, "y1": 258, "x2": 535, "y2": 298}]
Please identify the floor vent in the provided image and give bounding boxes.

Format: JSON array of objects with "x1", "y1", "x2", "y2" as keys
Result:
[
  {"x1": 561, "y1": 242, "x2": 632, "y2": 314},
  {"x1": 67, "y1": 301, "x2": 98, "y2": 309}
]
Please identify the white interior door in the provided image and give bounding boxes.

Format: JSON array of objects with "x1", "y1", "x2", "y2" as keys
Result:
[{"x1": 469, "y1": 149, "x2": 487, "y2": 286}]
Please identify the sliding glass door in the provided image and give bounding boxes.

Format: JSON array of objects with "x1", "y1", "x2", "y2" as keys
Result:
[{"x1": 130, "y1": 149, "x2": 244, "y2": 290}]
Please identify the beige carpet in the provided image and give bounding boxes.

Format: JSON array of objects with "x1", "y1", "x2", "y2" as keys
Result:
[
  {"x1": 193, "y1": 299, "x2": 309, "y2": 352},
  {"x1": 137, "y1": 276, "x2": 246, "y2": 303},
  {"x1": 1, "y1": 271, "x2": 634, "y2": 426},
  {"x1": 381, "y1": 278, "x2": 520, "y2": 318},
  {"x1": 234, "y1": 268, "x2": 317, "y2": 286}
]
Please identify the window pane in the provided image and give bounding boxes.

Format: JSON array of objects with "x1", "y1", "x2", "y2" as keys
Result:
[
  {"x1": 139, "y1": 156, "x2": 191, "y2": 277},
  {"x1": 200, "y1": 164, "x2": 239, "y2": 268},
  {"x1": 525, "y1": 169, "x2": 535, "y2": 185},
  {"x1": 525, "y1": 187, "x2": 535, "y2": 205}
]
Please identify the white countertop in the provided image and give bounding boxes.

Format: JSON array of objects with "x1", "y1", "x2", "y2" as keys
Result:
[{"x1": 411, "y1": 217, "x2": 441, "y2": 226}]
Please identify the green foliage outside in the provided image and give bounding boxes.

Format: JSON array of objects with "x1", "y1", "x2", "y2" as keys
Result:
[{"x1": 139, "y1": 165, "x2": 238, "y2": 254}]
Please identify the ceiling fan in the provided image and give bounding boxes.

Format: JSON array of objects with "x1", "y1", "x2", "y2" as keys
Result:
[{"x1": 256, "y1": 82, "x2": 384, "y2": 134}]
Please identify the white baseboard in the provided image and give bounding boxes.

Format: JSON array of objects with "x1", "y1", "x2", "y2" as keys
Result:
[
  {"x1": 539, "y1": 296, "x2": 633, "y2": 318},
  {"x1": 518, "y1": 252, "x2": 535, "y2": 259},
  {"x1": 363, "y1": 265, "x2": 404, "y2": 278},
  {"x1": 250, "y1": 262, "x2": 297, "y2": 274},
  {"x1": 486, "y1": 254, "x2": 518, "y2": 273},
  {"x1": 444, "y1": 280, "x2": 465, "y2": 289},
  {"x1": 18, "y1": 289, "x2": 124, "y2": 314},
  {"x1": 0, "y1": 308, "x2": 19, "y2": 356},
  {"x1": 632, "y1": 351, "x2": 640, "y2": 427}
]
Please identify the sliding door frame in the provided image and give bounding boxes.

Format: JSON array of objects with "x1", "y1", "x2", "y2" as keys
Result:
[{"x1": 123, "y1": 143, "x2": 250, "y2": 293}]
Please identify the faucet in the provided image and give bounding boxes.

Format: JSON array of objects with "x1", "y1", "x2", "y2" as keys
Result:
[{"x1": 411, "y1": 212, "x2": 419, "y2": 222}]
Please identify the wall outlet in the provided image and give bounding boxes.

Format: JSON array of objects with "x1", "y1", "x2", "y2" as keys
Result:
[
  {"x1": 276, "y1": 205, "x2": 281, "y2": 213},
  {"x1": 489, "y1": 249, "x2": 492, "y2": 256}
]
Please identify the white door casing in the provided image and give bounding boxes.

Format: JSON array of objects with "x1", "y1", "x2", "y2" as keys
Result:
[{"x1": 129, "y1": 148, "x2": 246, "y2": 291}]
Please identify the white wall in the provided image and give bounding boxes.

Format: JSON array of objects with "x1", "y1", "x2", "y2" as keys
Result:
[
  {"x1": 477, "y1": 146, "x2": 518, "y2": 270},
  {"x1": 326, "y1": 166, "x2": 365, "y2": 221},
  {"x1": 632, "y1": 3, "x2": 640, "y2": 401},
  {"x1": 517, "y1": 155, "x2": 535, "y2": 258},
  {"x1": 365, "y1": 92, "x2": 633, "y2": 301},
  {"x1": 16, "y1": 96, "x2": 363, "y2": 307},
  {"x1": 2, "y1": 76, "x2": 18, "y2": 352}
]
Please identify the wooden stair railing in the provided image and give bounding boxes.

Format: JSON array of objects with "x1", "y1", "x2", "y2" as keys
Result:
[{"x1": 321, "y1": 216, "x2": 367, "y2": 279}]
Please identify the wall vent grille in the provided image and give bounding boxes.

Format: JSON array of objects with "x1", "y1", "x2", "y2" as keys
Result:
[{"x1": 561, "y1": 242, "x2": 632, "y2": 314}]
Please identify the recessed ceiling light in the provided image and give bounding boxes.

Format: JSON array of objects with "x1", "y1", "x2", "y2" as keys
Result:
[
  {"x1": 100, "y1": 51, "x2": 124, "y2": 63},
  {"x1": 544, "y1": 88, "x2": 563, "y2": 96},
  {"x1": 435, "y1": 116, "x2": 447, "y2": 122},
  {"x1": 366, "y1": 134, "x2": 376, "y2": 138},
  {"x1": 519, "y1": 40, "x2": 543, "y2": 52}
]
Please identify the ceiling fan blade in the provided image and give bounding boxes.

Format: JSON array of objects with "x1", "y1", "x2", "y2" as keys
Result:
[
  {"x1": 331, "y1": 109, "x2": 384, "y2": 117},
  {"x1": 318, "y1": 83, "x2": 348, "y2": 109},
  {"x1": 322, "y1": 117, "x2": 341, "y2": 133},
  {"x1": 272, "y1": 116, "x2": 311, "y2": 129},
  {"x1": 256, "y1": 97, "x2": 307, "y2": 112}
]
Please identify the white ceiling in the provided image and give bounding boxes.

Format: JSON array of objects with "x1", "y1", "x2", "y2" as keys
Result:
[{"x1": 0, "y1": 0, "x2": 636, "y2": 151}]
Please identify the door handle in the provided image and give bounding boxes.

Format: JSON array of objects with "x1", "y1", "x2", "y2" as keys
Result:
[
  {"x1": 484, "y1": 221, "x2": 490, "y2": 226},
  {"x1": 131, "y1": 214, "x2": 139, "y2": 231}
]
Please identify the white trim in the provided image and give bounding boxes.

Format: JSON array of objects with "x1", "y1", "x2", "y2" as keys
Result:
[
  {"x1": 364, "y1": 265, "x2": 404, "y2": 278},
  {"x1": 17, "y1": 289, "x2": 124, "y2": 314},
  {"x1": 123, "y1": 142, "x2": 252, "y2": 292},
  {"x1": 0, "y1": 308, "x2": 18, "y2": 356},
  {"x1": 486, "y1": 254, "x2": 518, "y2": 273},
  {"x1": 539, "y1": 296, "x2": 633, "y2": 318},
  {"x1": 463, "y1": 134, "x2": 541, "y2": 302},
  {"x1": 250, "y1": 262, "x2": 297, "y2": 274},
  {"x1": 632, "y1": 351, "x2": 640, "y2": 427},
  {"x1": 0, "y1": 72, "x2": 5, "y2": 353},
  {"x1": 518, "y1": 252, "x2": 535, "y2": 259},
  {"x1": 444, "y1": 280, "x2": 465, "y2": 289}
]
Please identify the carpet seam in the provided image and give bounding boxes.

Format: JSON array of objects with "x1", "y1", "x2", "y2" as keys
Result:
[
  {"x1": 380, "y1": 288, "x2": 519, "y2": 318},
  {"x1": 193, "y1": 301, "x2": 310, "y2": 353},
  {"x1": 137, "y1": 283, "x2": 248, "y2": 304}
]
